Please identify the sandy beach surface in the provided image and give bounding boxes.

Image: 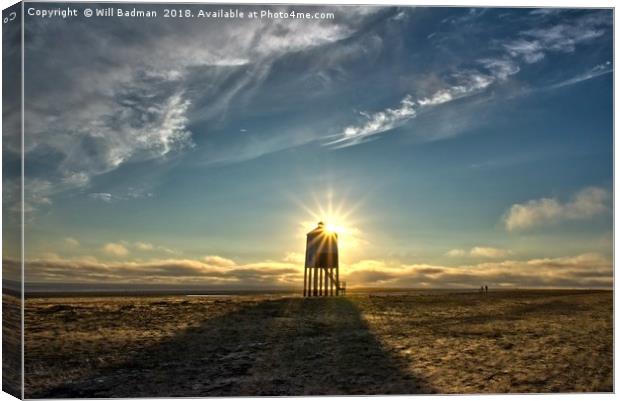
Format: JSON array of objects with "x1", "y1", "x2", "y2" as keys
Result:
[{"x1": 20, "y1": 289, "x2": 612, "y2": 397}]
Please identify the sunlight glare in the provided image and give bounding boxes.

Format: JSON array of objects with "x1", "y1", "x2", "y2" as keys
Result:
[{"x1": 295, "y1": 190, "x2": 366, "y2": 255}]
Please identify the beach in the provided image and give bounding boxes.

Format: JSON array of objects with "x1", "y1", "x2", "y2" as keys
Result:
[{"x1": 21, "y1": 289, "x2": 613, "y2": 397}]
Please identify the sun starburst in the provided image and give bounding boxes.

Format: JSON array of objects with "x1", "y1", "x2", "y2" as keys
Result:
[{"x1": 293, "y1": 190, "x2": 367, "y2": 255}]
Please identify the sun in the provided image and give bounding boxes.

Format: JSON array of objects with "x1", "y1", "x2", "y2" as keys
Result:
[
  {"x1": 294, "y1": 190, "x2": 366, "y2": 253},
  {"x1": 324, "y1": 223, "x2": 342, "y2": 234}
]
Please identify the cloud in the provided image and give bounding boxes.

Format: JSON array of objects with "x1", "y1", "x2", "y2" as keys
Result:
[
  {"x1": 14, "y1": 8, "x2": 612, "y2": 208},
  {"x1": 346, "y1": 269, "x2": 395, "y2": 284},
  {"x1": 102, "y1": 243, "x2": 130, "y2": 257},
  {"x1": 343, "y1": 253, "x2": 611, "y2": 289},
  {"x1": 3, "y1": 178, "x2": 55, "y2": 215},
  {"x1": 469, "y1": 246, "x2": 510, "y2": 258},
  {"x1": 89, "y1": 193, "x2": 113, "y2": 203},
  {"x1": 11, "y1": 250, "x2": 611, "y2": 289},
  {"x1": 203, "y1": 255, "x2": 236, "y2": 268},
  {"x1": 503, "y1": 39, "x2": 545, "y2": 63},
  {"x1": 418, "y1": 73, "x2": 496, "y2": 106},
  {"x1": 326, "y1": 72, "x2": 499, "y2": 148},
  {"x1": 503, "y1": 187, "x2": 610, "y2": 231},
  {"x1": 504, "y1": 11, "x2": 610, "y2": 64},
  {"x1": 328, "y1": 10, "x2": 610, "y2": 148},
  {"x1": 446, "y1": 249, "x2": 466, "y2": 257},
  {"x1": 19, "y1": 255, "x2": 300, "y2": 287},
  {"x1": 547, "y1": 61, "x2": 612, "y2": 89},
  {"x1": 118, "y1": 241, "x2": 178, "y2": 254},
  {"x1": 521, "y1": 22, "x2": 606, "y2": 54},
  {"x1": 21, "y1": 5, "x2": 377, "y2": 207},
  {"x1": 283, "y1": 252, "x2": 305, "y2": 264},
  {"x1": 441, "y1": 8, "x2": 488, "y2": 25},
  {"x1": 479, "y1": 58, "x2": 520, "y2": 80},
  {"x1": 325, "y1": 96, "x2": 416, "y2": 148},
  {"x1": 135, "y1": 242, "x2": 154, "y2": 251},
  {"x1": 446, "y1": 247, "x2": 510, "y2": 258},
  {"x1": 88, "y1": 188, "x2": 156, "y2": 203},
  {"x1": 64, "y1": 238, "x2": 80, "y2": 247}
]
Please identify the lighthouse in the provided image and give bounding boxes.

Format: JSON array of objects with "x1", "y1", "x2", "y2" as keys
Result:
[{"x1": 303, "y1": 222, "x2": 344, "y2": 297}]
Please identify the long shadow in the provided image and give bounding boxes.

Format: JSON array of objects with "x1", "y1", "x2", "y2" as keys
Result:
[{"x1": 32, "y1": 297, "x2": 433, "y2": 398}]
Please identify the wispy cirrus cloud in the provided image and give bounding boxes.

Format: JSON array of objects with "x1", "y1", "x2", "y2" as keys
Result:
[
  {"x1": 89, "y1": 193, "x2": 113, "y2": 203},
  {"x1": 503, "y1": 187, "x2": 610, "y2": 231},
  {"x1": 328, "y1": 10, "x2": 611, "y2": 148},
  {"x1": 502, "y1": 12, "x2": 610, "y2": 66},
  {"x1": 503, "y1": 39, "x2": 546, "y2": 63},
  {"x1": 88, "y1": 187, "x2": 155, "y2": 203},
  {"x1": 325, "y1": 66, "x2": 508, "y2": 148},
  {"x1": 20, "y1": 4, "x2": 378, "y2": 208},
  {"x1": 14, "y1": 7, "x2": 612, "y2": 208},
  {"x1": 325, "y1": 96, "x2": 416, "y2": 148},
  {"x1": 547, "y1": 61, "x2": 612, "y2": 89}
]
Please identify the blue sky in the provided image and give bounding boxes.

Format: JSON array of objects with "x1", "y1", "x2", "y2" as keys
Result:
[{"x1": 4, "y1": 5, "x2": 612, "y2": 288}]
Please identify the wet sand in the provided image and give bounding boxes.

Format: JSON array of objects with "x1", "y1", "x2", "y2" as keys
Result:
[{"x1": 21, "y1": 289, "x2": 612, "y2": 397}]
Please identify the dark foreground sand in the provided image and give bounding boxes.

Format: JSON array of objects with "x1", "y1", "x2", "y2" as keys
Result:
[
  {"x1": 21, "y1": 290, "x2": 612, "y2": 397},
  {"x1": 2, "y1": 292, "x2": 22, "y2": 398}
]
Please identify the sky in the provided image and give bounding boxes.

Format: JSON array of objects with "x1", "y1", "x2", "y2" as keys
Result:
[{"x1": 2, "y1": 4, "x2": 613, "y2": 289}]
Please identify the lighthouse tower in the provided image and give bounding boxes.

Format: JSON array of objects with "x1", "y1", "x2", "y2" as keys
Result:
[{"x1": 303, "y1": 222, "x2": 343, "y2": 297}]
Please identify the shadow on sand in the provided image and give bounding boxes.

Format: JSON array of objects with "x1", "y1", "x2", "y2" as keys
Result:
[{"x1": 35, "y1": 297, "x2": 433, "y2": 397}]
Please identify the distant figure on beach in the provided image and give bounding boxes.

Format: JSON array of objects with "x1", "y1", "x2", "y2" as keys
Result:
[
  {"x1": 480, "y1": 285, "x2": 484, "y2": 293},
  {"x1": 485, "y1": 285, "x2": 488, "y2": 293}
]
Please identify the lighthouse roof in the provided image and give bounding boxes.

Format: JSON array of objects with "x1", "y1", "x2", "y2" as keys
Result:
[{"x1": 306, "y1": 221, "x2": 338, "y2": 238}]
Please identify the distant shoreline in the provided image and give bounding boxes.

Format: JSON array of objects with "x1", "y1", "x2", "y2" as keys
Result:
[{"x1": 2, "y1": 283, "x2": 612, "y2": 299}]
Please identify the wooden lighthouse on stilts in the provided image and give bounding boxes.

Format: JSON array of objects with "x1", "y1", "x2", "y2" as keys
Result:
[{"x1": 303, "y1": 222, "x2": 345, "y2": 297}]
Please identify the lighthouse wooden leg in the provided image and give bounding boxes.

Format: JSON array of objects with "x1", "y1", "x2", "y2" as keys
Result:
[
  {"x1": 327, "y1": 267, "x2": 330, "y2": 296},
  {"x1": 327, "y1": 267, "x2": 331, "y2": 296},
  {"x1": 303, "y1": 266, "x2": 307, "y2": 297},
  {"x1": 325, "y1": 267, "x2": 329, "y2": 297},
  {"x1": 324, "y1": 267, "x2": 328, "y2": 297},
  {"x1": 312, "y1": 267, "x2": 319, "y2": 297},
  {"x1": 324, "y1": 268, "x2": 328, "y2": 296}
]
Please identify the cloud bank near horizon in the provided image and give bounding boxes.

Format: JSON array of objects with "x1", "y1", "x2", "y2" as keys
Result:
[{"x1": 9, "y1": 251, "x2": 611, "y2": 290}]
